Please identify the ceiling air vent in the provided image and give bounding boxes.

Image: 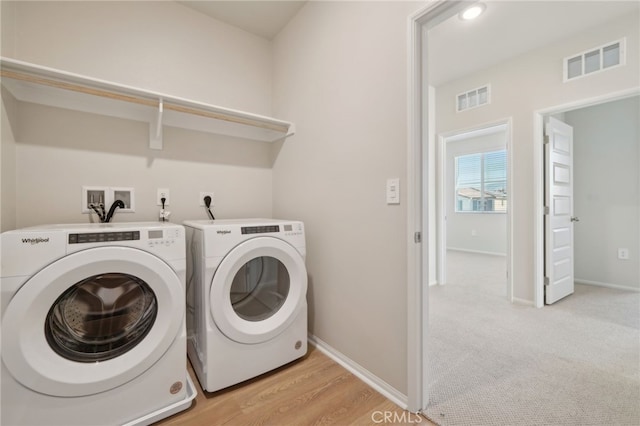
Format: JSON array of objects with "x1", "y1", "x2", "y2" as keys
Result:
[
  {"x1": 457, "y1": 84, "x2": 490, "y2": 112},
  {"x1": 564, "y1": 38, "x2": 625, "y2": 81}
]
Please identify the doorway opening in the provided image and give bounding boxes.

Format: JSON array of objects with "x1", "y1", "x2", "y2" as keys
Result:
[
  {"x1": 437, "y1": 122, "x2": 512, "y2": 301},
  {"x1": 409, "y1": 0, "x2": 640, "y2": 415},
  {"x1": 534, "y1": 91, "x2": 640, "y2": 307}
]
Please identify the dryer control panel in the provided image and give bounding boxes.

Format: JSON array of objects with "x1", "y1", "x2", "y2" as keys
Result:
[
  {"x1": 240, "y1": 223, "x2": 304, "y2": 237},
  {"x1": 283, "y1": 223, "x2": 304, "y2": 237},
  {"x1": 241, "y1": 225, "x2": 279, "y2": 234}
]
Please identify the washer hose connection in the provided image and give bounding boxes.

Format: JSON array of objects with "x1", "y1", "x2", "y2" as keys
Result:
[{"x1": 105, "y1": 200, "x2": 125, "y2": 223}]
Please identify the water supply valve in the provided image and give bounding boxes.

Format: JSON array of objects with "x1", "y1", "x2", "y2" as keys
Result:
[{"x1": 159, "y1": 209, "x2": 171, "y2": 222}]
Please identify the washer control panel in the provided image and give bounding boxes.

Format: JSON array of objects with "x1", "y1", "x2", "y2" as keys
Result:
[
  {"x1": 69, "y1": 231, "x2": 140, "y2": 244},
  {"x1": 146, "y1": 227, "x2": 181, "y2": 247},
  {"x1": 67, "y1": 228, "x2": 182, "y2": 248}
]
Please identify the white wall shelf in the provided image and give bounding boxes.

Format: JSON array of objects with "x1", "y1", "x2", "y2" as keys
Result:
[{"x1": 0, "y1": 57, "x2": 295, "y2": 149}]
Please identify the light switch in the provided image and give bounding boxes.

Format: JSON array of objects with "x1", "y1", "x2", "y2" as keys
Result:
[{"x1": 386, "y1": 178, "x2": 400, "y2": 204}]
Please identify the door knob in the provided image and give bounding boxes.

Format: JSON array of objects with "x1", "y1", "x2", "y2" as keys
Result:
[{"x1": 571, "y1": 216, "x2": 580, "y2": 222}]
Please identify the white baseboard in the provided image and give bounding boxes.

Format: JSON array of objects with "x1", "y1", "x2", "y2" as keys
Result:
[
  {"x1": 575, "y1": 278, "x2": 640, "y2": 292},
  {"x1": 447, "y1": 247, "x2": 507, "y2": 257},
  {"x1": 307, "y1": 334, "x2": 408, "y2": 410}
]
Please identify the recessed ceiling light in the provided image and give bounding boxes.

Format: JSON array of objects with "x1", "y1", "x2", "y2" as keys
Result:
[{"x1": 459, "y1": 3, "x2": 486, "y2": 21}]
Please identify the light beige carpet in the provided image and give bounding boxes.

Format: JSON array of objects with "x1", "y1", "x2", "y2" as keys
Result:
[{"x1": 424, "y1": 251, "x2": 640, "y2": 426}]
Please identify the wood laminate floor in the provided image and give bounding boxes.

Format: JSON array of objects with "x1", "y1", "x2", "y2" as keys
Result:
[{"x1": 157, "y1": 345, "x2": 434, "y2": 426}]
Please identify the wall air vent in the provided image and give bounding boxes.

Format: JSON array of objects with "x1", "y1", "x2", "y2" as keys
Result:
[
  {"x1": 456, "y1": 84, "x2": 490, "y2": 112},
  {"x1": 564, "y1": 38, "x2": 625, "y2": 81}
]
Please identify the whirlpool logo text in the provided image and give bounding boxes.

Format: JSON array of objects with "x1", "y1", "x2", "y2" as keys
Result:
[
  {"x1": 216, "y1": 230, "x2": 231, "y2": 235},
  {"x1": 21, "y1": 237, "x2": 50, "y2": 245}
]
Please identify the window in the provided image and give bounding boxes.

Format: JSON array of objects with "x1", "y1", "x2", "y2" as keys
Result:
[{"x1": 455, "y1": 150, "x2": 507, "y2": 213}]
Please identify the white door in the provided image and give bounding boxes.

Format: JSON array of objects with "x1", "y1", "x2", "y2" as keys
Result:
[
  {"x1": 1, "y1": 247, "x2": 185, "y2": 397},
  {"x1": 210, "y1": 237, "x2": 307, "y2": 344},
  {"x1": 544, "y1": 117, "x2": 576, "y2": 304}
]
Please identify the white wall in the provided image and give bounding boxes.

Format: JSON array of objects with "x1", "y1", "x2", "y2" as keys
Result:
[
  {"x1": 272, "y1": 1, "x2": 422, "y2": 395},
  {"x1": 1, "y1": 88, "x2": 17, "y2": 232},
  {"x1": 1, "y1": 1, "x2": 276, "y2": 228},
  {"x1": 435, "y1": 13, "x2": 640, "y2": 302},
  {"x1": 565, "y1": 96, "x2": 640, "y2": 290},
  {"x1": 446, "y1": 131, "x2": 507, "y2": 255},
  {"x1": 1, "y1": 2, "x2": 17, "y2": 232},
  {"x1": 1, "y1": 0, "x2": 425, "y2": 401},
  {"x1": 8, "y1": 1, "x2": 272, "y2": 114}
]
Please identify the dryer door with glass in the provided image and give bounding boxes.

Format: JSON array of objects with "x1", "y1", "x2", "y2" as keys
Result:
[
  {"x1": 209, "y1": 237, "x2": 307, "y2": 344},
  {"x1": 1, "y1": 246, "x2": 184, "y2": 397}
]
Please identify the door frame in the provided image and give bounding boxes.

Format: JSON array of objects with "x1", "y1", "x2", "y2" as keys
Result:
[
  {"x1": 406, "y1": 0, "x2": 472, "y2": 413},
  {"x1": 438, "y1": 119, "x2": 513, "y2": 300},
  {"x1": 533, "y1": 88, "x2": 639, "y2": 308}
]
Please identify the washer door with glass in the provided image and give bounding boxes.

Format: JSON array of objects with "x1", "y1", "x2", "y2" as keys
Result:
[
  {"x1": 209, "y1": 237, "x2": 307, "y2": 344},
  {"x1": 1, "y1": 246, "x2": 184, "y2": 397}
]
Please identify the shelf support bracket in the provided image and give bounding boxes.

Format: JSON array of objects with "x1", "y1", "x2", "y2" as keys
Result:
[
  {"x1": 285, "y1": 123, "x2": 296, "y2": 139},
  {"x1": 271, "y1": 123, "x2": 296, "y2": 143},
  {"x1": 150, "y1": 99, "x2": 163, "y2": 150}
]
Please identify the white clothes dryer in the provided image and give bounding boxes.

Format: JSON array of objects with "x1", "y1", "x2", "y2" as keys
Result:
[
  {"x1": 183, "y1": 219, "x2": 308, "y2": 392},
  {"x1": 1, "y1": 222, "x2": 195, "y2": 426}
]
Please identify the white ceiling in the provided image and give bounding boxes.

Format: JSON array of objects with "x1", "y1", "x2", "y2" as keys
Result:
[
  {"x1": 177, "y1": 1, "x2": 639, "y2": 85},
  {"x1": 178, "y1": 1, "x2": 306, "y2": 40},
  {"x1": 428, "y1": 1, "x2": 640, "y2": 86}
]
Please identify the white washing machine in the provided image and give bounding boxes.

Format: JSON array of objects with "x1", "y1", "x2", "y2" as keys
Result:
[
  {"x1": 1, "y1": 222, "x2": 196, "y2": 426},
  {"x1": 183, "y1": 219, "x2": 308, "y2": 392}
]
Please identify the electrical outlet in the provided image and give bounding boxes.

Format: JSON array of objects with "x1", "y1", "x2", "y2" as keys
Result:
[
  {"x1": 112, "y1": 187, "x2": 135, "y2": 212},
  {"x1": 200, "y1": 192, "x2": 214, "y2": 207},
  {"x1": 618, "y1": 248, "x2": 629, "y2": 260},
  {"x1": 157, "y1": 188, "x2": 170, "y2": 206},
  {"x1": 82, "y1": 186, "x2": 108, "y2": 213}
]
